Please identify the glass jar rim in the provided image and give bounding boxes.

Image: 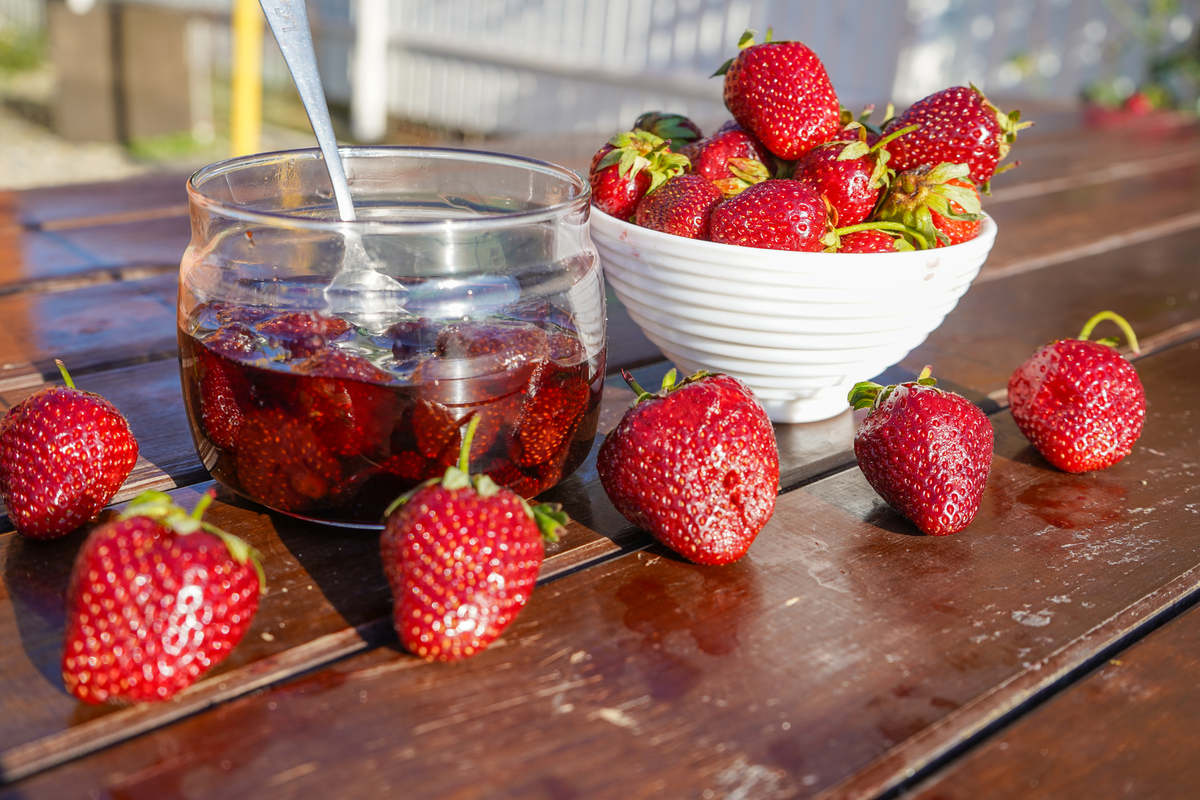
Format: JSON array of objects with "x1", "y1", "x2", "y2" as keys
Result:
[{"x1": 186, "y1": 145, "x2": 592, "y2": 233}]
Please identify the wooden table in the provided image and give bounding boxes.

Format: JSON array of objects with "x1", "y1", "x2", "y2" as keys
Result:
[{"x1": 1, "y1": 105, "x2": 1199, "y2": 799}]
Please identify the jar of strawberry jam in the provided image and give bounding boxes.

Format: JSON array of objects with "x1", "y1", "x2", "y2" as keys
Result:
[{"x1": 178, "y1": 147, "x2": 606, "y2": 527}]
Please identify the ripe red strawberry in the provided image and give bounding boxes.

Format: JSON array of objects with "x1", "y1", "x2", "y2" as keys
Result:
[
  {"x1": 716, "y1": 31, "x2": 841, "y2": 160},
  {"x1": 589, "y1": 130, "x2": 690, "y2": 221},
  {"x1": 849, "y1": 367, "x2": 994, "y2": 536},
  {"x1": 381, "y1": 418, "x2": 568, "y2": 661},
  {"x1": 235, "y1": 406, "x2": 344, "y2": 512},
  {"x1": 790, "y1": 122, "x2": 917, "y2": 226},
  {"x1": 709, "y1": 179, "x2": 835, "y2": 252},
  {"x1": 1007, "y1": 311, "x2": 1146, "y2": 473},
  {"x1": 256, "y1": 312, "x2": 353, "y2": 359},
  {"x1": 62, "y1": 490, "x2": 264, "y2": 704},
  {"x1": 597, "y1": 369, "x2": 779, "y2": 565},
  {"x1": 838, "y1": 229, "x2": 910, "y2": 253},
  {"x1": 0, "y1": 361, "x2": 139, "y2": 540},
  {"x1": 875, "y1": 163, "x2": 983, "y2": 249},
  {"x1": 194, "y1": 325, "x2": 259, "y2": 452},
  {"x1": 884, "y1": 85, "x2": 1031, "y2": 189},
  {"x1": 513, "y1": 361, "x2": 591, "y2": 467},
  {"x1": 634, "y1": 173, "x2": 724, "y2": 239},
  {"x1": 290, "y1": 347, "x2": 395, "y2": 459},
  {"x1": 681, "y1": 122, "x2": 772, "y2": 195},
  {"x1": 633, "y1": 111, "x2": 704, "y2": 145}
]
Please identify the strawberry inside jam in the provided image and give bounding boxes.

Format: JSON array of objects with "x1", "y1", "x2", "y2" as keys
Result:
[{"x1": 178, "y1": 304, "x2": 604, "y2": 527}]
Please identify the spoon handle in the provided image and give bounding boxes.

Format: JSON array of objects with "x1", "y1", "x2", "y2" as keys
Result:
[{"x1": 259, "y1": 0, "x2": 357, "y2": 221}]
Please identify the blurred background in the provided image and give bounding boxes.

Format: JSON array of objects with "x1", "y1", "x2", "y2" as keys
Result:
[{"x1": 1, "y1": 0, "x2": 1198, "y2": 188}]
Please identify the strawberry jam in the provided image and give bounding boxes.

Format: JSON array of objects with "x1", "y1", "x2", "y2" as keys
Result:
[{"x1": 178, "y1": 304, "x2": 604, "y2": 527}]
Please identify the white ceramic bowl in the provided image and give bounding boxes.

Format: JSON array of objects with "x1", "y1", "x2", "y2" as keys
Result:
[{"x1": 591, "y1": 208, "x2": 998, "y2": 423}]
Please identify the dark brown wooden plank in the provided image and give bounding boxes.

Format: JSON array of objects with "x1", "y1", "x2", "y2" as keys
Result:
[
  {"x1": 904, "y1": 602, "x2": 1200, "y2": 800},
  {"x1": 903, "y1": 224, "x2": 1200, "y2": 399},
  {"x1": 7, "y1": 336, "x2": 1198, "y2": 798}
]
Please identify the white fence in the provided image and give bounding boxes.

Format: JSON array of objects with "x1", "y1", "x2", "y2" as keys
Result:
[{"x1": 2, "y1": 0, "x2": 1197, "y2": 137}]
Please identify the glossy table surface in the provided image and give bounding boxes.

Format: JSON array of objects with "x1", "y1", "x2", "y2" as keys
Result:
[{"x1": 2, "y1": 104, "x2": 1200, "y2": 800}]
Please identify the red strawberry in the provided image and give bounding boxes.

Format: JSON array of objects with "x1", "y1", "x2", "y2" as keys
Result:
[
  {"x1": 838, "y1": 229, "x2": 909, "y2": 253},
  {"x1": 411, "y1": 399, "x2": 462, "y2": 463},
  {"x1": 256, "y1": 312, "x2": 353, "y2": 360},
  {"x1": 235, "y1": 406, "x2": 344, "y2": 512},
  {"x1": 716, "y1": 31, "x2": 841, "y2": 161},
  {"x1": 633, "y1": 111, "x2": 704, "y2": 145},
  {"x1": 61, "y1": 490, "x2": 263, "y2": 704},
  {"x1": 884, "y1": 85, "x2": 1031, "y2": 189},
  {"x1": 513, "y1": 361, "x2": 591, "y2": 468},
  {"x1": 380, "y1": 419, "x2": 568, "y2": 661},
  {"x1": 589, "y1": 130, "x2": 691, "y2": 221},
  {"x1": 791, "y1": 122, "x2": 917, "y2": 226},
  {"x1": 874, "y1": 163, "x2": 984, "y2": 249},
  {"x1": 634, "y1": 173, "x2": 724, "y2": 239},
  {"x1": 930, "y1": 178, "x2": 983, "y2": 246},
  {"x1": 290, "y1": 348, "x2": 395, "y2": 459},
  {"x1": 194, "y1": 325, "x2": 260, "y2": 453},
  {"x1": 849, "y1": 367, "x2": 994, "y2": 536},
  {"x1": 709, "y1": 179, "x2": 835, "y2": 252},
  {"x1": 1007, "y1": 311, "x2": 1146, "y2": 474},
  {"x1": 681, "y1": 122, "x2": 772, "y2": 195},
  {"x1": 0, "y1": 361, "x2": 139, "y2": 540},
  {"x1": 597, "y1": 369, "x2": 779, "y2": 565}
]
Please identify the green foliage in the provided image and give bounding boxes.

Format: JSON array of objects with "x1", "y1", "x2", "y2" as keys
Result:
[
  {"x1": 0, "y1": 29, "x2": 43, "y2": 73},
  {"x1": 1083, "y1": 0, "x2": 1200, "y2": 112}
]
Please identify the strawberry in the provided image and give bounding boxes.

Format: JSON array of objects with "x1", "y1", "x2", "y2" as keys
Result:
[
  {"x1": 716, "y1": 30, "x2": 841, "y2": 161},
  {"x1": 874, "y1": 163, "x2": 983, "y2": 249},
  {"x1": 634, "y1": 173, "x2": 724, "y2": 239},
  {"x1": 256, "y1": 312, "x2": 353, "y2": 360},
  {"x1": 633, "y1": 111, "x2": 704, "y2": 145},
  {"x1": 513, "y1": 360, "x2": 591, "y2": 468},
  {"x1": 597, "y1": 369, "x2": 778, "y2": 565},
  {"x1": 235, "y1": 406, "x2": 344, "y2": 512},
  {"x1": 681, "y1": 122, "x2": 772, "y2": 195},
  {"x1": 589, "y1": 130, "x2": 691, "y2": 221},
  {"x1": 709, "y1": 179, "x2": 834, "y2": 252},
  {"x1": 289, "y1": 347, "x2": 395, "y2": 459},
  {"x1": 838, "y1": 229, "x2": 911, "y2": 253},
  {"x1": 849, "y1": 367, "x2": 994, "y2": 536},
  {"x1": 0, "y1": 361, "x2": 139, "y2": 540},
  {"x1": 381, "y1": 418, "x2": 568, "y2": 661},
  {"x1": 883, "y1": 85, "x2": 1031, "y2": 190},
  {"x1": 1007, "y1": 311, "x2": 1146, "y2": 474},
  {"x1": 61, "y1": 490, "x2": 264, "y2": 704},
  {"x1": 790, "y1": 122, "x2": 917, "y2": 226}
]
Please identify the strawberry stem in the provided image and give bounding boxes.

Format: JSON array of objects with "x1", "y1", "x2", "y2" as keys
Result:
[
  {"x1": 55, "y1": 359, "x2": 75, "y2": 390},
  {"x1": 459, "y1": 415, "x2": 481, "y2": 472},
  {"x1": 1078, "y1": 310, "x2": 1141, "y2": 355},
  {"x1": 834, "y1": 221, "x2": 930, "y2": 250},
  {"x1": 871, "y1": 123, "x2": 919, "y2": 152}
]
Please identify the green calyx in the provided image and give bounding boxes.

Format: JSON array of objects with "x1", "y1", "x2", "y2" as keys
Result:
[
  {"x1": 713, "y1": 28, "x2": 775, "y2": 76},
  {"x1": 121, "y1": 489, "x2": 267, "y2": 594},
  {"x1": 1078, "y1": 310, "x2": 1141, "y2": 355},
  {"x1": 825, "y1": 222, "x2": 921, "y2": 252},
  {"x1": 848, "y1": 365, "x2": 937, "y2": 411},
  {"x1": 712, "y1": 157, "x2": 772, "y2": 197},
  {"x1": 382, "y1": 415, "x2": 569, "y2": 544},
  {"x1": 598, "y1": 130, "x2": 690, "y2": 195},
  {"x1": 633, "y1": 111, "x2": 702, "y2": 145},
  {"x1": 874, "y1": 162, "x2": 983, "y2": 248},
  {"x1": 623, "y1": 367, "x2": 713, "y2": 406}
]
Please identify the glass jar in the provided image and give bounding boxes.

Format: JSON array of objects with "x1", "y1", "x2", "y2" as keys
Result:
[{"x1": 178, "y1": 147, "x2": 606, "y2": 528}]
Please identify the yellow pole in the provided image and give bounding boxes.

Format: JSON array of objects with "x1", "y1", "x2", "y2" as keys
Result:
[{"x1": 230, "y1": 0, "x2": 263, "y2": 156}]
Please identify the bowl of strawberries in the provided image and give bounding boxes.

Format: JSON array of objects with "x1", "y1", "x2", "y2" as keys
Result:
[{"x1": 588, "y1": 31, "x2": 1027, "y2": 423}]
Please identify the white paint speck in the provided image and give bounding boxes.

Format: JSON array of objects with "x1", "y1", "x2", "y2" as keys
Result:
[{"x1": 1012, "y1": 609, "x2": 1054, "y2": 627}]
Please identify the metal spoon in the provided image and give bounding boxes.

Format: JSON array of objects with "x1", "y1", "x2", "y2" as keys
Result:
[{"x1": 258, "y1": 0, "x2": 405, "y2": 327}]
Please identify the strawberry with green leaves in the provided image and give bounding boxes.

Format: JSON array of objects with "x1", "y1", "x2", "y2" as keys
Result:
[
  {"x1": 1008, "y1": 311, "x2": 1146, "y2": 474},
  {"x1": 791, "y1": 122, "x2": 918, "y2": 227},
  {"x1": 381, "y1": 418, "x2": 568, "y2": 661},
  {"x1": 62, "y1": 490, "x2": 264, "y2": 704},
  {"x1": 883, "y1": 85, "x2": 1031, "y2": 191},
  {"x1": 681, "y1": 120, "x2": 773, "y2": 195},
  {"x1": 589, "y1": 130, "x2": 691, "y2": 221},
  {"x1": 716, "y1": 30, "x2": 841, "y2": 161},
  {"x1": 875, "y1": 163, "x2": 984, "y2": 248},
  {"x1": 850, "y1": 367, "x2": 994, "y2": 536},
  {"x1": 0, "y1": 361, "x2": 139, "y2": 540},
  {"x1": 597, "y1": 369, "x2": 779, "y2": 565}
]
